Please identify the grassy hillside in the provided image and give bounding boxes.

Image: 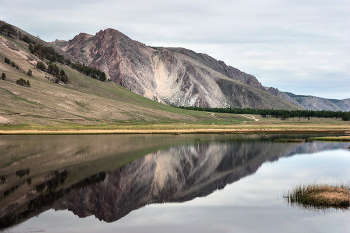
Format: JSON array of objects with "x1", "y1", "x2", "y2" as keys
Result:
[
  {"x1": 1, "y1": 34, "x2": 349, "y2": 133},
  {"x1": 0, "y1": 34, "x2": 248, "y2": 130}
]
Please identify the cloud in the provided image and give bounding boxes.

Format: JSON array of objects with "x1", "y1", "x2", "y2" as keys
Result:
[{"x1": 1, "y1": 0, "x2": 349, "y2": 99}]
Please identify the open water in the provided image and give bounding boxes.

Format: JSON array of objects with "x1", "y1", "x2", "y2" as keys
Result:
[{"x1": 0, "y1": 134, "x2": 349, "y2": 232}]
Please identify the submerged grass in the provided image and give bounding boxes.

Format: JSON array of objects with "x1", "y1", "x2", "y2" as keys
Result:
[
  {"x1": 309, "y1": 136, "x2": 350, "y2": 142},
  {"x1": 284, "y1": 182, "x2": 350, "y2": 210},
  {"x1": 274, "y1": 139, "x2": 306, "y2": 143}
]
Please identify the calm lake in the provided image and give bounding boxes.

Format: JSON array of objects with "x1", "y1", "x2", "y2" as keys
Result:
[{"x1": 0, "y1": 134, "x2": 349, "y2": 232}]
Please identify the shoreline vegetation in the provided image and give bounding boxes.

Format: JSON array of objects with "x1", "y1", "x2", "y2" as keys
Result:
[
  {"x1": 0, "y1": 127, "x2": 349, "y2": 135},
  {"x1": 1, "y1": 114, "x2": 350, "y2": 135},
  {"x1": 274, "y1": 138, "x2": 306, "y2": 142},
  {"x1": 284, "y1": 182, "x2": 350, "y2": 210},
  {"x1": 1, "y1": 114, "x2": 350, "y2": 136}
]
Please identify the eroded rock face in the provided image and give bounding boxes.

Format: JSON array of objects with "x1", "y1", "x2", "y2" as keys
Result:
[
  {"x1": 54, "y1": 29, "x2": 300, "y2": 110},
  {"x1": 167, "y1": 48, "x2": 266, "y2": 91}
]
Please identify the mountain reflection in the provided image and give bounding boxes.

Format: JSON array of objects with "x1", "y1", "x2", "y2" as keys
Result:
[
  {"x1": 53, "y1": 142, "x2": 348, "y2": 222},
  {"x1": 0, "y1": 140, "x2": 348, "y2": 228}
]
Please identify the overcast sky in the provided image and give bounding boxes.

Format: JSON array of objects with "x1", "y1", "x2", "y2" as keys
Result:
[{"x1": 1, "y1": 0, "x2": 349, "y2": 99}]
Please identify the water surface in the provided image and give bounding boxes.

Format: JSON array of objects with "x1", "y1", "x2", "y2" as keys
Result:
[{"x1": 0, "y1": 134, "x2": 349, "y2": 232}]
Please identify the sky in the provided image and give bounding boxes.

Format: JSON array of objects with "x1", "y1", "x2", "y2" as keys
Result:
[{"x1": 1, "y1": 0, "x2": 349, "y2": 99}]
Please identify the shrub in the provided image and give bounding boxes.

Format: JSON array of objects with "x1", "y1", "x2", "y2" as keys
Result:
[
  {"x1": 59, "y1": 75, "x2": 68, "y2": 84},
  {"x1": 27, "y1": 69, "x2": 32, "y2": 76},
  {"x1": 4, "y1": 57, "x2": 10, "y2": 64},
  {"x1": 16, "y1": 78, "x2": 30, "y2": 87},
  {"x1": 36, "y1": 61, "x2": 45, "y2": 71},
  {"x1": 48, "y1": 63, "x2": 59, "y2": 75},
  {"x1": 22, "y1": 35, "x2": 35, "y2": 44},
  {"x1": 0, "y1": 23, "x2": 17, "y2": 37},
  {"x1": 1, "y1": 73, "x2": 6, "y2": 80}
]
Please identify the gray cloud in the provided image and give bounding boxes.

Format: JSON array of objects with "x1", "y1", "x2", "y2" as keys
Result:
[{"x1": 1, "y1": 0, "x2": 349, "y2": 99}]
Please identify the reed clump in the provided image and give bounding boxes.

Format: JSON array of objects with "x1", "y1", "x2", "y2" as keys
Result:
[{"x1": 284, "y1": 182, "x2": 350, "y2": 209}]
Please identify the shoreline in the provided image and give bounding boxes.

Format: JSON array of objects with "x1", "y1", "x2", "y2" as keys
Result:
[{"x1": 0, "y1": 128, "x2": 348, "y2": 135}]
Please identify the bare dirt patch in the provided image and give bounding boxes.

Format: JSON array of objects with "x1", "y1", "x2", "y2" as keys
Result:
[
  {"x1": 241, "y1": 114, "x2": 259, "y2": 121},
  {"x1": 0, "y1": 116, "x2": 10, "y2": 124}
]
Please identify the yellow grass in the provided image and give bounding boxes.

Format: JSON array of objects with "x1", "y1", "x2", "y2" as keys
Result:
[
  {"x1": 309, "y1": 136, "x2": 350, "y2": 142},
  {"x1": 285, "y1": 182, "x2": 350, "y2": 209},
  {"x1": 312, "y1": 187, "x2": 350, "y2": 206},
  {"x1": 0, "y1": 121, "x2": 349, "y2": 135}
]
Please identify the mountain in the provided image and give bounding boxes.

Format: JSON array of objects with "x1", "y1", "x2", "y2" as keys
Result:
[
  {"x1": 52, "y1": 28, "x2": 300, "y2": 110},
  {"x1": 266, "y1": 86, "x2": 350, "y2": 111},
  {"x1": 266, "y1": 87, "x2": 304, "y2": 108},
  {"x1": 284, "y1": 92, "x2": 350, "y2": 111},
  {"x1": 2, "y1": 22, "x2": 255, "y2": 127}
]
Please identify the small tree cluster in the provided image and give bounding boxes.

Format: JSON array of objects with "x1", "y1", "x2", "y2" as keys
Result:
[
  {"x1": 58, "y1": 69, "x2": 68, "y2": 84},
  {"x1": 20, "y1": 35, "x2": 73, "y2": 66},
  {"x1": 18, "y1": 34, "x2": 106, "y2": 82},
  {"x1": 48, "y1": 63, "x2": 68, "y2": 84},
  {"x1": 16, "y1": 78, "x2": 30, "y2": 87},
  {"x1": 4, "y1": 57, "x2": 18, "y2": 69},
  {"x1": 29, "y1": 43, "x2": 67, "y2": 64},
  {"x1": 1, "y1": 73, "x2": 6, "y2": 80},
  {"x1": 21, "y1": 35, "x2": 35, "y2": 44},
  {"x1": 0, "y1": 23, "x2": 17, "y2": 37},
  {"x1": 71, "y1": 63, "x2": 106, "y2": 81},
  {"x1": 36, "y1": 62, "x2": 68, "y2": 84},
  {"x1": 36, "y1": 61, "x2": 46, "y2": 71}
]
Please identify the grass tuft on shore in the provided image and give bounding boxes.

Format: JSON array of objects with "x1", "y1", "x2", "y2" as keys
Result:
[{"x1": 284, "y1": 182, "x2": 350, "y2": 210}]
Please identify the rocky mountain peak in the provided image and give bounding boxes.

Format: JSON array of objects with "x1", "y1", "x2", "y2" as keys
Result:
[
  {"x1": 69, "y1": 33, "x2": 93, "y2": 44},
  {"x1": 268, "y1": 87, "x2": 280, "y2": 96},
  {"x1": 52, "y1": 28, "x2": 301, "y2": 110}
]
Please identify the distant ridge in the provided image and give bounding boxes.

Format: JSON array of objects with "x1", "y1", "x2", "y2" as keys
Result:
[{"x1": 266, "y1": 87, "x2": 350, "y2": 111}]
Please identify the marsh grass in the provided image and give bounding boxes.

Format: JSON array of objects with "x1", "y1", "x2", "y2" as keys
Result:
[
  {"x1": 274, "y1": 139, "x2": 306, "y2": 143},
  {"x1": 284, "y1": 182, "x2": 350, "y2": 210},
  {"x1": 309, "y1": 136, "x2": 350, "y2": 142}
]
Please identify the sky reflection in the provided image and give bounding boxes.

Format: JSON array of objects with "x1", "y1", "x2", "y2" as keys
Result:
[{"x1": 7, "y1": 148, "x2": 350, "y2": 233}]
